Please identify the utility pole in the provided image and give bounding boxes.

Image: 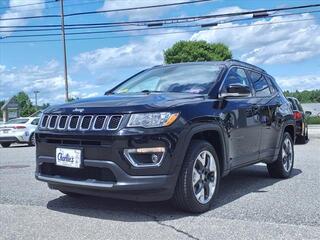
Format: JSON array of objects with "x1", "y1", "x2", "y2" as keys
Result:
[
  {"x1": 58, "y1": 0, "x2": 69, "y2": 102},
  {"x1": 34, "y1": 90, "x2": 40, "y2": 110}
]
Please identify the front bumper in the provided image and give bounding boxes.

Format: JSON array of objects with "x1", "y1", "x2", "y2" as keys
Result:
[
  {"x1": 35, "y1": 127, "x2": 188, "y2": 201},
  {"x1": 36, "y1": 156, "x2": 176, "y2": 201}
]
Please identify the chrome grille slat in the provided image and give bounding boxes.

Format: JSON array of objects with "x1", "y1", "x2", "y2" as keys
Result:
[
  {"x1": 57, "y1": 115, "x2": 68, "y2": 130},
  {"x1": 48, "y1": 115, "x2": 58, "y2": 129},
  {"x1": 93, "y1": 115, "x2": 108, "y2": 130},
  {"x1": 68, "y1": 115, "x2": 80, "y2": 130},
  {"x1": 107, "y1": 115, "x2": 123, "y2": 130},
  {"x1": 40, "y1": 114, "x2": 123, "y2": 131},
  {"x1": 80, "y1": 115, "x2": 93, "y2": 130}
]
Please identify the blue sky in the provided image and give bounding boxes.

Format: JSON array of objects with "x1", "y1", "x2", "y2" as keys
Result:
[{"x1": 1, "y1": 0, "x2": 320, "y2": 105}]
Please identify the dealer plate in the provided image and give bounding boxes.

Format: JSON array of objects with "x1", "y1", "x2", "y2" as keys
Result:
[{"x1": 56, "y1": 147, "x2": 82, "y2": 168}]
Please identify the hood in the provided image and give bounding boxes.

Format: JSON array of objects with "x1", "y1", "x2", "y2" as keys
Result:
[{"x1": 45, "y1": 92, "x2": 205, "y2": 115}]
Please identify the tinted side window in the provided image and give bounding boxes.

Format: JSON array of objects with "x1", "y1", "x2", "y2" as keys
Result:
[
  {"x1": 294, "y1": 99, "x2": 304, "y2": 112},
  {"x1": 222, "y1": 67, "x2": 251, "y2": 94},
  {"x1": 31, "y1": 119, "x2": 39, "y2": 125},
  {"x1": 266, "y1": 76, "x2": 278, "y2": 94},
  {"x1": 288, "y1": 98, "x2": 297, "y2": 110},
  {"x1": 250, "y1": 72, "x2": 271, "y2": 97}
]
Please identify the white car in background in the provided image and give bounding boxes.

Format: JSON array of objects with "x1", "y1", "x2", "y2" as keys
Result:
[{"x1": 0, "y1": 117, "x2": 40, "y2": 148}]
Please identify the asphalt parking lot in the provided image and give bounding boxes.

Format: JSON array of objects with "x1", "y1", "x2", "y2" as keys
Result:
[{"x1": 0, "y1": 127, "x2": 319, "y2": 240}]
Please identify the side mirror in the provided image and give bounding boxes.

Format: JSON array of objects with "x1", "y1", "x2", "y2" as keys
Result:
[
  {"x1": 220, "y1": 84, "x2": 251, "y2": 98},
  {"x1": 305, "y1": 111, "x2": 312, "y2": 117}
]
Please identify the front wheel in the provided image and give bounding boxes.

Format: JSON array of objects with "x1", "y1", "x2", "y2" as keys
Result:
[
  {"x1": 1, "y1": 142, "x2": 11, "y2": 148},
  {"x1": 267, "y1": 132, "x2": 294, "y2": 178},
  {"x1": 28, "y1": 133, "x2": 36, "y2": 146},
  {"x1": 172, "y1": 140, "x2": 220, "y2": 213}
]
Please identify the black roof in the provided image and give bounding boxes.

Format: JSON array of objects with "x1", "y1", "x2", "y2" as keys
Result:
[{"x1": 155, "y1": 59, "x2": 266, "y2": 73}]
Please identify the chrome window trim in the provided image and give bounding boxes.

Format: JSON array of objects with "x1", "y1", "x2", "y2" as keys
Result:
[
  {"x1": 92, "y1": 115, "x2": 108, "y2": 130},
  {"x1": 48, "y1": 115, "x2": 59, "y2": 130},
  {"x1": 68, "y1": 115, "x2": 81, "y2": 130},
  {"x1": 106, "y1": 115, "x2": 123, "y2": 130},
  {"x1": 57, "y1": 115, "x2": 69, "y2": 130},
  {"x1": 79, "y1": 115, "x2": 93, "y2": 131}
]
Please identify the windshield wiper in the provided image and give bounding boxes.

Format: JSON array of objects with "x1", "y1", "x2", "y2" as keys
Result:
[{"x1": 140, "y1": 90, "x2": 164, "y2": 93}]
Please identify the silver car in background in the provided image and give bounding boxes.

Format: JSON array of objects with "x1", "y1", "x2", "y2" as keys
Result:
[{"x1": 0, "y1": 117, "x2": 39, "y2": 148}]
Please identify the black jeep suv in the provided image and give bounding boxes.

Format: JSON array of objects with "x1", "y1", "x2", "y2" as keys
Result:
[{"x1": 35, "y1": 60, "x2": 295, "y2": 213}]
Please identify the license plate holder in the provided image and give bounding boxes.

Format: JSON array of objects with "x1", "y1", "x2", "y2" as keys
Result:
[{"x1": 56, "y1": 147, "x2": 82, "y2": 168}]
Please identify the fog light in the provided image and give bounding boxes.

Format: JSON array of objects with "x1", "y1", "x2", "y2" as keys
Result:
[
  {"x1": 124, "y1": 147, "x2": 165, "y2": 167},
  {"x1": 151, "y1": 154, "x2": 158, "y2": 163}
]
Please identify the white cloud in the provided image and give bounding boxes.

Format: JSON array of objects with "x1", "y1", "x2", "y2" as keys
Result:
[
  {"x1": 276, "y1": 75, "x2": 320, "y2": 92},
  {"x1": 100, "y1": 0, "x2": 209, "y2": 20},
  {"x1": 0, "y1": 60, "x2": 101, "y2": 104},
  {"x1": 73, "y1": 30, "x2": 191, "y2": 72},
  {"x1": 191, "y1": 12, "x2": 320, "y2": 64},
  {"x1": 0, "y1": 0, "x2": 45, "y2": 37}
]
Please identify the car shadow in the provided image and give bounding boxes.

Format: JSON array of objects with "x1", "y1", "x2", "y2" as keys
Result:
[{"x1": 46, "y1": 164, "x2": 302, "y2": 222}]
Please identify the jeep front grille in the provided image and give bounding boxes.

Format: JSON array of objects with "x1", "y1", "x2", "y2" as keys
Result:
[{"x1": 40, "y1": 114, "x2": 123, "y2": 131}]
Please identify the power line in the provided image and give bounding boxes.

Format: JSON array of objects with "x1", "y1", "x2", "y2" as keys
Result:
[
  {"x1": 65, "y1": 0, "x2": 212, "y2": 17},
  {"x1": 0, "y1": 0, "x2": 104, "y2": 12},
  {"x1": 0, "y1": 0, "x2": 213, "y2": 20},
  {"x1": 1, "y1": 4, "x2": 320, "y2": 30},
  {"x1": 1, "y1": 2, "x2": 319, "y2": 22},
  {"x1": 0, "y1": 0, "x2": 57, "y2": 10},
  {"x1": 1, "y1": 9, "x2": 319, "y2": 33},
  {"x1": 1, "y1": 17, "x2": 317, "y2": 44}
]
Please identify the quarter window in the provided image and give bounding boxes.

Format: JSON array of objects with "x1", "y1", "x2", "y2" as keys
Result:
[{"x1": 250, "y1": 72, "x2": 271, "y2": 97}]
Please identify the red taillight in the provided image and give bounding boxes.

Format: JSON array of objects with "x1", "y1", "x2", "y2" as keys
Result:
[
  {"x1": 293, "y1": 112, "x2": 302, "y2": 120},
  {"x1": 13, "y1": 126, "x2": 26, "y2": 129}
]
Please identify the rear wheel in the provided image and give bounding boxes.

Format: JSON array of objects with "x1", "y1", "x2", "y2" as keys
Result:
[
  {"x1": 297, "y1": 135, "x2": 307, "y2": 144},
  {"x1": 1, "y1": 143, "x2": 11, "y2": 148},
  {"x1": 172, "y1": 140, "x2": 220, "y2": 213},
  {"x1": 267, "y1": 132, "x2": 294, "y2": 178},
  {"x1": 28, "y1": 133, "x2": 36, "y2": 146}
]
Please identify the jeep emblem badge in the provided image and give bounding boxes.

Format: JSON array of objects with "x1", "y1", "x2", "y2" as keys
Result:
[{"x1": 72, "y1": 108, "x2": 85, "y2": 113}]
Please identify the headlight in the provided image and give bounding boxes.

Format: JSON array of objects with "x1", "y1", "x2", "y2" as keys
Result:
[{"x1": 127, "y1": 112, "x2": 179, "y2": 128}]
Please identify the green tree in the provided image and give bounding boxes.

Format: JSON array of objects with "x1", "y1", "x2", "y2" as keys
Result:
[
  {"x1": 283, "y1": 90, "x2": 320, "y2": 103},
  {"x1": 164, "y1": 40, "x2": 232, "y2": 64},
  {"x1": 14, "y1": 91, "x2": 37, "y2": 117}
]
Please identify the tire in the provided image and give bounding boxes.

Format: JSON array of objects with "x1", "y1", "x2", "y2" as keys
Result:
[
  {"x1": 267, "y1": 132, "x2": 294, "y2": 178},
  {"x1": 28, "y1": 133, "x2": 36, "y2": 146},
  {"x1": 172, "y1": 140, "x2": 220, "y2": 213},
  {"x1": 60, "y1": 191, "x2": 84, "y2": 198},
  {"x1": 1, "y1": 143, "x2": 11, "y2": 148},
  {"x1": 297, "y1": 135, "x2": 306, "y2": 144}
]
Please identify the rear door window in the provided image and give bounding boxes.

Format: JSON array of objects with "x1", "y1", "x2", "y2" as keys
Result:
[{"x1": 250, "y1": 72, "x2": 271, "y2": 97}]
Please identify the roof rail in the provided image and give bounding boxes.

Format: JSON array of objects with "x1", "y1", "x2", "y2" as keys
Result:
[{"x1": 226, "y1": 59, "x2": 266, "y2": 72}]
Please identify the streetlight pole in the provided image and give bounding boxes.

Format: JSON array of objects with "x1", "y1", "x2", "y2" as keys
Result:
[
  {"x1": 58, "y1": 0, "x2": 69, "y2": 102},
  {"x1": 34, "y1": 90, "x2": 40, "y2": 110}
]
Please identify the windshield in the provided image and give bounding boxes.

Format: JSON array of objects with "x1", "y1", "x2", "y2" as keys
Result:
[
  {"x1": 6, "y1": 118, "x2": 29, "y2": 124},
  {"x1": 112, "y1": 64, "x2": 224, "y2": 94}
]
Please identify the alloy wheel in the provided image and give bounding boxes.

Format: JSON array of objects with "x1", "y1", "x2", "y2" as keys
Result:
[
  {"x1": 192, "y1": 150, "x2": 217, "y2": 204},
  {"x1": 282, "y1": 137, "x2": 293, "y2": 172}
]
